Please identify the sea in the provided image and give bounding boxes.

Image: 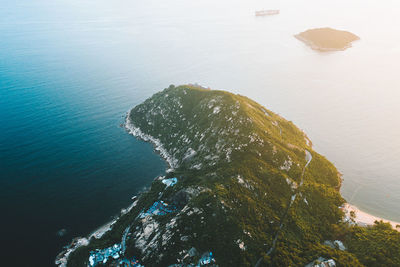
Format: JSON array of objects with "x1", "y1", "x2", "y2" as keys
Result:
[{"x1": 1, "y1": 0, "x2": 400, "y2": 266}]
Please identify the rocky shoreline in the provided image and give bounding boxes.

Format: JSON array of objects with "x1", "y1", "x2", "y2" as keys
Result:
[
  {"x1": 125, "y1": 110, "x2": 178, "y2": 170},
  {"x1": 55, "y1": 199, "x2": 140, "y2": 267},
  {"x1": 55, "y1": 110, "x2": 178, "y2": 266},
  {"x1": 57, "y1": 86, "x2": 400, "y2": 266}
]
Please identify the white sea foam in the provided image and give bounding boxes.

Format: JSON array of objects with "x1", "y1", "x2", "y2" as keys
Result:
[
  {"x1": 121, "y1": 199, "x2": 139, "y2": 216},
  {"x1": 57, "y1": 110, "x2": 180, "y2": 266},
  {"x1": 125, "y1": 110, "x2": 179, "y2": 169},
  {"x1": 55, "y1": 237, "x2": 89, "y2": 267},
  {"x1": 55, "y1": 199, "x2": 139, "y2": 266},
  {"x1": 89, "y1": 219, "x2": 117, "y2": 240},
  {"x1": 55, "y1": 221, "x2": 116, "y2": 267}
]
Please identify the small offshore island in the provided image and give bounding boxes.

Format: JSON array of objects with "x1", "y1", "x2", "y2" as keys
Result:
[
  {"x1": 61, "y1": 85, "x2": 400, "y2": 267},
  {"x1": 295, "y1": 27, "x2": 360, "y2": 52}
]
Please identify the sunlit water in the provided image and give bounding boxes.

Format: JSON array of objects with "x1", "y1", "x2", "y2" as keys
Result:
[{"x1": 1, "y1": 0, "x2": 400, "y2": 265}]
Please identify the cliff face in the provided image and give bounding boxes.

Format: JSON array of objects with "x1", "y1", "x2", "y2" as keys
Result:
[{"x1": 67, "y1": 85, "x2": 362, "y2": 266}]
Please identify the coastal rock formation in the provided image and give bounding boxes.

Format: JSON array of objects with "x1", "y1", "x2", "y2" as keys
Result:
[
  {"x1": 295, "y1": 27, "x2": 360, "y2": 51},
  {"x1": 63, "y1": 85, "x2": 400, "y2": 266}
]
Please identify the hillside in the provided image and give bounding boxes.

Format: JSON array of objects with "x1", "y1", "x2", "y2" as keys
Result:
[
  {"x1": 64, "y1": 85, "x2": 399, "y2": 266},
  {"x1": 295, "y1": 28, "x2": 360, "y2": 51}
]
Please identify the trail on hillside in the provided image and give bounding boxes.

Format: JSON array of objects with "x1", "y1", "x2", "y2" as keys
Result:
[{"x1": 255, "y1": 150, "x2": 312, "y2": 267}]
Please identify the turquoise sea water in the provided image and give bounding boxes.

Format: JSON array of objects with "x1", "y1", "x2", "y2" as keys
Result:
[
  {"x1": 2, "y1": 0, "x2": 400, "y2": 266},
  {"x1": 0, "y1": 2, "x2": 171, "y2": 265}
]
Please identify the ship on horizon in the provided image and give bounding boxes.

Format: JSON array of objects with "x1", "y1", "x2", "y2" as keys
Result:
[{"x1": 255, "y1": 9, "x2": 280, "y2": 16}]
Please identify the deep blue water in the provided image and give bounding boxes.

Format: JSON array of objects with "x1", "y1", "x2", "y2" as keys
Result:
[
  {"x1": 0, "y1": 2, "x2": 170, "y2": 266},
  {"x1": 0, "y1": 48, "x2": 166, "y2": 264}
]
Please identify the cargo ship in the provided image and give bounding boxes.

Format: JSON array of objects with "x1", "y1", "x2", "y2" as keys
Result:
[{"x1": 255, "y1": 10, "x2": 280, "y2": 16}]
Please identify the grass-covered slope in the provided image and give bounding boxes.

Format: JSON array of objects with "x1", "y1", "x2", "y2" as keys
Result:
[{"x1": 67, "y1": 85, "x2": 382, "y2": 266}]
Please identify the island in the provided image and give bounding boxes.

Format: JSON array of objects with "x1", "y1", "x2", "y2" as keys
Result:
[
  {"x1": 295, "y1": 27, "x2": 360, "y2": 51},
  {"x1": 61, "y1": 85, "x2": 400, "y2": 267}
]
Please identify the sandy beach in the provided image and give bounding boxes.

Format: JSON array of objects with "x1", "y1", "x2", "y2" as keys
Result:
[{"x1": 344, "y1": 203, "x2": 400, "y2": 231}]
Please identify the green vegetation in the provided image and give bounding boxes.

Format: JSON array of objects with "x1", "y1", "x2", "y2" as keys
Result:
[
  {"x1": 344, "y1": 221, "x2": 400, "y2": 266},
  {"x1": 67, "y1": 85, "x2": 400, "y2": 266}
]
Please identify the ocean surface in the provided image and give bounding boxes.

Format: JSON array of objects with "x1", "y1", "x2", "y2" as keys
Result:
[{"x1": 1, "y1": 0, "x2": 400, "y2": 266}]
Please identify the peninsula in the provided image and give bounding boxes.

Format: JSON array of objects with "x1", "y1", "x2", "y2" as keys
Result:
[
  {"x1": 62, "y1": 85, "x2": 400, "y2": 266},
  {"x1": 295, "y1": 27, "x2": 360, "y2": 51}
]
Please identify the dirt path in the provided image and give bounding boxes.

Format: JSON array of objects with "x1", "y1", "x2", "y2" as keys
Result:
[{"x1": 255, "y1": 150, "x2": 312, "y2": 266}]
